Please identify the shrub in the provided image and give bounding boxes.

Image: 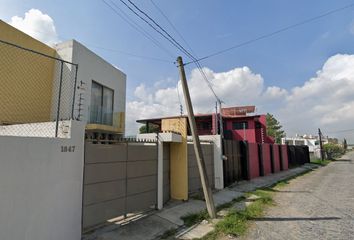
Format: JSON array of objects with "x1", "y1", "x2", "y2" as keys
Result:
[{"x1": 323, "y1": 143, "x2": 344, "y2": 159}]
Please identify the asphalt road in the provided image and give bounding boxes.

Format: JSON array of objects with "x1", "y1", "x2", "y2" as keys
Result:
[{"x1": 244, "y1": 152, "x2": 354, "y2": 240}]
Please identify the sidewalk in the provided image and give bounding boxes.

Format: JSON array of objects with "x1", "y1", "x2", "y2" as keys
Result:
[{"x1": 83, "y1": 163, "x2": 319, "y2": 240}]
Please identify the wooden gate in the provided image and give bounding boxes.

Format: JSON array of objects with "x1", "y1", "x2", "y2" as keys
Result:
[{"x1": 222, "y1": 140, "x2": 248, "y2": 187}]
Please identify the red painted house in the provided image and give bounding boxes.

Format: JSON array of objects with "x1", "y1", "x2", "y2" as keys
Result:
[{"x1": 137, "y1": 106, "x2": 274, "y2": 144}]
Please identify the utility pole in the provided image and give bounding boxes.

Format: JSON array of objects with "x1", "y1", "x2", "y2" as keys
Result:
[
  {"x1": 318, "y1": 128, "x2": 324, "y2": 161},
  {"x1": 243, "y1": 122, "x2": 246, "y2": 141},
  {"x1": 218, "y1": 101, "x2": 224, "y2": 139},
  {"x1": 177, "y1": 56, "x2": 216, "y2": 218},
  {"x1": 215, "y1": 102, "x2": 218, "y2": 135}
]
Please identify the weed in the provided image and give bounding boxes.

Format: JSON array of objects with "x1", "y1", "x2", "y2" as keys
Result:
[
  {"x1": 181, "y1": 210, "x2": 209, "y2": 227},
  {"x1": 159, "y1": 228, "x2": 178, "y2": 239},
  {"x1": 311, "y1": 159, "x2": 331, "y2": 166}
]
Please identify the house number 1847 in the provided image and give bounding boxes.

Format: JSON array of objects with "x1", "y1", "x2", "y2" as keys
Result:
[{"x1": 61, "y1": 146, "x2": 76, "y2": 152}]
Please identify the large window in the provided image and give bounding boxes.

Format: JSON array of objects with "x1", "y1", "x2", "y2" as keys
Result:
[
  {"x1": 89, "y1": 81, "x2": 114, "y2": 125},
  {"x1": 232, "y1": 121, "x2": 248, "y2": 130}
]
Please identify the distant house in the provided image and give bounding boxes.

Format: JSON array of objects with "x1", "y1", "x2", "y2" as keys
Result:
[
  {"x1": 137, "y1": 106, "x2": 274, "y2": 144},
  {"x1": 282, "y1": 135, "x2": 319, "y2": 152},
  {"x1": 281, "y1": 134, "x2": 338, "y2": 159}
]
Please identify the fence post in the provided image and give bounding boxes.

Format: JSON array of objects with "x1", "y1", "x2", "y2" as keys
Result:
[
  {"x1": 71, "y1": 64, "x2": 79, "y2": 120},
  {"x1": 124, "y1": 141, "x2": 128, "y2": 218},
  {"x1": 55, "y1": 61, "x2": 64, "y2": 137},
  {"x1": 157, "y1": 134, "x2": 164, "y2": 210}
]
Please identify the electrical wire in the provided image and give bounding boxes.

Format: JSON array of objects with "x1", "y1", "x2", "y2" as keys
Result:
[
  {"x1": 86, "y1": 44, "x2": 173, "y2": 63},
  {"x1": 119, "y1": 0, "x2": 194, "y2": 61},
  {"x1": 149, "y1": 0, "x2": 197, "y2": 56},
  {"x1": 5, "y1": 21, "x2": 172, "y2": 63},
  {"x1": 326, "y1": 128, "x2": 354, "y2": 134},
  {"x1": 119, "y1": 0, "x2": 223, "y2": 104},
  {"x1": 184, "y1": 2, "x2": 354, "y2": 65},
  {"x1": 102, "y1": 0, "x2": 175, "y2": 58}
]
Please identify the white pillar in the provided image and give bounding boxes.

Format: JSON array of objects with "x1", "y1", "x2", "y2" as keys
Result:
[{"x1": 157, "y1": 134, "x2": 164, "y2": 210}]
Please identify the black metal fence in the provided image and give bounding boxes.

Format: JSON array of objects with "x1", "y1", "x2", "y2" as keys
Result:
[
  {"x1": 223, "y1": 140, "x2": 310, "y2": 187},
  {"x1": 0, "y1": 39, "x2": 79, "y2": 137},
  {"x1": 288, "y1": 145, "x2": 311, "y2": 167}
]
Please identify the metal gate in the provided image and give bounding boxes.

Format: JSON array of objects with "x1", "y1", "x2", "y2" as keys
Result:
[
  {"x1": 222, "y1": 140, "x2": 248, "y2": 187},
  {"x1": 82, "y1": 140, "x2": 158, "y2": 231}
]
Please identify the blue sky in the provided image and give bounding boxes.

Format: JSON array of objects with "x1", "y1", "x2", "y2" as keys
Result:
[{"x1": 1, "y1": 0, "x2": 354, "y2": 141}]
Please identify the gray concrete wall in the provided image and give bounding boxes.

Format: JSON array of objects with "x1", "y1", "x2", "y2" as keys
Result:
[
  {"x1": 0, "y1": 121, "x2": 85, "y2": 240},
  {"x1": 83, "y1": 142, "x2": 158, "y2": 230},
  {"x1": 188, "y1": 143, "x2": 214, "y2": 194}
]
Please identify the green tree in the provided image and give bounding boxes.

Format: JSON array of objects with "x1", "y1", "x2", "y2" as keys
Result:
[
  {"x1": 139, "y1": 123, "x2": 160, "y2": 134},
  {"x1": 323, "y1": 143, "x2": 344, "y2": 159},
  {"x1": 266, "y1": 113, "x2": 285, "y2": 144}
]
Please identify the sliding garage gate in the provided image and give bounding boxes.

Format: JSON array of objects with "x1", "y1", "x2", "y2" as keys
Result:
[{"x1": 82, "y1": 140, "x2": 159, "y2": 231}]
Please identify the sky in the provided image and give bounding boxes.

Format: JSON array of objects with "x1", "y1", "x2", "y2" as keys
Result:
[{"x1": 1, "y1": 0, "x2": 354, "y2": 142}]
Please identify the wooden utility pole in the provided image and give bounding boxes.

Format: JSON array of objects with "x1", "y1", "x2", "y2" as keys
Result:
[
  {"x1": 215, "y1": 102, "x2": 218, "y2": 135},
  {"x1": 318, "y1": 128, "x2": 324, "y2": 161},
  {"x1": 218, "y1": 101, "x2": 224, "y2": 139},
  {"x1": 177, "y1": 56, "x2": 216, "y2": 218}
]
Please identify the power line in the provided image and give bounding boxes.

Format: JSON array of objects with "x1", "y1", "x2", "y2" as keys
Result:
[
  {"x1": 86, "y1": 43, "x2": 173, "y2": 63},
  {"x1": 6, "y1": 21, "x2": 172, "y2": 63},
  {"x1": 119, "y1": 0, "x2": 195, "y2": 61},
  {"x1": 119, "y1": 0, "x2": 222, "y2": 104},
  {"x1": 150, "y1": 0, "x2": 197, "y2": 56},
  {"x1": 185, "y1": 2, "x2": 354, "y2": 65},
  {"x1": 102, "y1": 0, "x2": 175, "y2": 58},
  {"x1": 326, "y1": 128, "x2": 354, "y2": 134},
  {"x1": 148, "y1": 0, "x2": 221, "y2": 113}
]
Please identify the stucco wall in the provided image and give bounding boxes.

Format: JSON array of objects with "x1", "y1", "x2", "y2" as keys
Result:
[
  {"x1": 162, "y1": 118, "x2": 188, "y2": 200},
  {"x1": 0, "y1": 20, "x2": 56, "y2": 124},
  {"x1": 0, "y1": 121, "x2": 85, "y2": 240},
  {"x1": 55, "y1": 40, "x2": 126, "y2": 133}
]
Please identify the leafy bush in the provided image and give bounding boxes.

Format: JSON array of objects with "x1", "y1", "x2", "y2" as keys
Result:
[{"x1": 323, "y1": 143, "x2": 344, "y2": 159}]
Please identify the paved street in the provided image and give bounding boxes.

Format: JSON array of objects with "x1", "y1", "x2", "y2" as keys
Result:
[{"x1": 244, "y1": 152, "x2": 354, "y2": 240}]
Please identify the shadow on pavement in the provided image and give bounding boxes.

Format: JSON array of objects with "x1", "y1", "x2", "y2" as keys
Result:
[
  {"x1": 265, "y1": 189, "x2": 311, "y2": 193},
  {"x1": 333, "y1": 159, "x2": 352, "y2": 162},
  {"x1": 251, "y1": 216, "x2": 341, "y2": 221}
]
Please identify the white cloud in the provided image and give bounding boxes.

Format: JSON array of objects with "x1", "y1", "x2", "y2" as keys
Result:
[
  {"x1": 280, "y1": 54, "x2": 354, "y2": 139},
  {"x1": 8, "y1": 9, "x2": 59, "y2": 46},
  {"x1": 126, "y1": 54, "x2": 354, "y2": 142},
  {"x1": 263, "y1": 86, "x2": 288, "y2": 100}
]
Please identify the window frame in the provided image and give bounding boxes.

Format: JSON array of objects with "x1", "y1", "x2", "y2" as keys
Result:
[
  {"x1": 89, "y1": 81, "x2": 114, "y2": 126},
  {"x1": 232, "y1": 121, "x2": 248, "y2": 130}
]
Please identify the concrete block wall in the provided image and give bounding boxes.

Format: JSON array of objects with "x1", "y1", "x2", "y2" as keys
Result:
[
  {"x1": 83, "y1": 142, "x2": 158, "y2": 230},
  {"x1": 188, "y1": 143, "x2": 214, "y2": 194},
  {"x1": 0, "y1": 121, "x2": 85, "y2": 240}
]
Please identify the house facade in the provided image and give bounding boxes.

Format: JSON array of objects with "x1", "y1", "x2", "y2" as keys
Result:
[
  {"x1": 55, "y1": 40, "x2": 126, "y2": 136},
  {"x1": 137, "y1": 106, "x2": 274, "y2": 144},
  {"x1": 0, "y1": 20, "x2": 126, "y2": 137}
]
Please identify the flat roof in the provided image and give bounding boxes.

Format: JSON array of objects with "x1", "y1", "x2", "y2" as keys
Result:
[{"x1": 136, "y1": 113, "x2": 262, "y2": 124}]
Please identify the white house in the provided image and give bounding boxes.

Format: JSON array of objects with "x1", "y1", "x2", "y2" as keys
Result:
[{"x1": 55, "y1": 40, "x2": 126, "y2": 137}]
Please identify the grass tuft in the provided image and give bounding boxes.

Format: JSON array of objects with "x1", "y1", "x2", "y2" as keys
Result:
[
  {"x1": 181, "y1": 210, "x2": 209, "y2": 227},
  {"x1": 211, "y1": 189, "x2": 273, "y2": 238},
  {"x1": 311, "y1": 159, "x2": 331, "y2": 166}
]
